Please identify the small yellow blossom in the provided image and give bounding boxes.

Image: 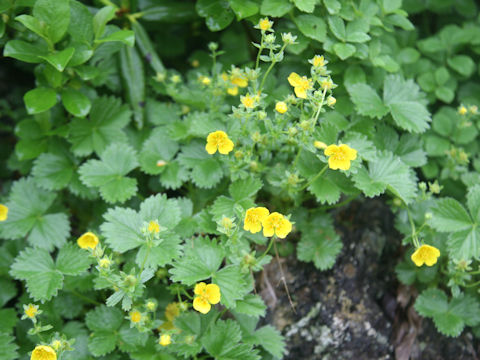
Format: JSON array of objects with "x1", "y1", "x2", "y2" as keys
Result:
[
  {"x1": 261, "y1": 212, "x2": 292, "y2": 239},
  {"x1": 320, "y1": 77, "x2": 334, "y2": 90},
  {"x1": 458, "y1": 105, "x2": 467, "y2": 115},
  {"x1": 258, "y1": 17, "x2": 273, "y2": 31},
  {"x1": 205, "y1": 130, "x2": 234, "y2": 155},
  {"x1": 159, "y1": 334, "x2": 171, "y2": 347},
  {"x1": 287, "y1": 72, "x2": 312, "y2": 99},
  {"x1": 0, "y1": 204, "x2": 8, "y2": 221},
  {"x1": 275, "y1": 101, "x2": 288, "y2": 114},
  {"x1": 24, "y1": 304, "x2": 38, "y2": 319},
  {"x1": 130, "y1": 310, "x2": 142, "y2": 323},
  {"x1": 411, "y1": 244, "x2": 440, "y2": 267},
  {"x1": 231, "y1": 74, "x2": 248, "y2": 88},
  {"x1": 77, "y1": 232, "x2": 99, "y2": 249},
  {"x1": 148, "y1": 220, "x2": 160, "y2": 234},
  {"x1": 324, "y1": 144, "x2": 357, "y2": 170},
  {"x1": 227, "y1": 86, "x2": 238, "y2": 96},
  {"x1": 165, "y1": 302, "x2": 180, "y2": 322},
  {"x1": 31, "y1": 345, "x2": 56, "y2": 360},
  {"x1": 221, "y1": 217, "x2": 233, "y2": 230},
  {"x1": 193, "y1": 282, "x2": 221, "y2": 314},
  {"x1": 240, "y1": 94, "x2": 256, "y2": 108},
  {"x1": 50, "y1": 340, "x2": 61, "y2": 351},
  {"x1": 146, "y1": 301, "x2": 157, "y2": 311},
  {"x1": 171, "y1": 75, "x2": 181, "y2": 83},
  {"x1": 199, "y1": 76, "x2": 211, "y2": 85},
  {"x1": 191, "y1": 59, "x2": 199, "y2": 68},
  {"x1": 326, "y1": 96, "x2": 336, "y2": 107},
  {"x1": 244, "y1": 207, "x2": 270, "y2": 234},
  {"x1": 314, "y1": 141, "x2": 327, "y2": 149},
  {"x1": 221, "y1": 72, "x2": 229, "y2": 82},
  {"x1": 99, "y1": 257, "x2": 111, "y2": 269},
  {"x1": 155, "y1": 72, "x2": 166, "y2": 82},
  {"x1": 469, "y1": 105, "x2": 478, "y2": 114},
  {"x1": 312, "y1": 55, "x2": 326, "y2": 67}
]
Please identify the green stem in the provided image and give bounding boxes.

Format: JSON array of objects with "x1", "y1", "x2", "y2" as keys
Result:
[
  {"x1": 139, "y1": 245, "x2": 151, "y2": 276},
  {"x1": 255, "y1": 38, "x2": 264, "y2": 70},
  {"x1": 406, "y1": 207, "x2": 420, "y2": 248},
  {"x1": 99, "y1": 0, "x2": 117, "y2": 8},
  {"x1": 312, "y1": 87, "x2": 328, "y2": 126},
  {"x1": 259, "y1": 236, "x2": 276, "y2": 261},
  {"x1": 465, "y1": 280, "x2": 480, "y2": 288},
  {"x1": 320, "y1": 194, "x2": 359, "y2": 210},
  {"x1": 298, "y1": 164, "x2": 328, "y2": 191},
  {"x1": 69, "y1": 290, "x2": 101, "y2": 306},
  {"x1": 259, "y1": 44, "x2": 287, "y2": 91}
]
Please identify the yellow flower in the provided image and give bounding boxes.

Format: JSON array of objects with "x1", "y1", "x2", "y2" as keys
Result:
[
  {"x1": 148, "y1": 220, "x2": 160, "y2": 233},
  {"x1": 314, "y1": 141, "x2": 327, "y2": 149},
  {"x1": 240, "y1": 94, "x2": 256, "y2": 108},
  {"x1": 230, "y1": 72, "x2": 248, "y2": 88},
  {"x1": 0, "y1": 204, "x2": 8, "y2": 221},
  {"x1": 258, "y1": 17, "x2": 273, "y2": 31},
  {"x1": 159, "y1": 334, "x2": 171, "y2": 347},
  {"x1": 221, "y1": 72, "x2": 229, "y2": 82},
  {"x1": 287, "y1": 72, "x2": 312, "y2": 99},
  {"x1": 458, "y1": 105, "x2": 467, "y2": 115},
  {"x1": 99, "y1": 257, "x2": 111, "y2": 269},
  {"x1": 199, "y1": 76, "x2": 211, "y2": 85},
  {"x1": 324, "y1": 144, "x2": 357, "y2": 170},
  {"x1": 275, "y1": 101, "x2": 288, "y2": 114},
  {"x1": 227, "y1": 86, "x2": 238, "y2": 96},
  {"x1": 24, "y1": 304, "x2": 38, "y2": 319},
  {"x1": 146, "y1": 301, "x2": 157, "y2": 311},
  {"x1": 312, "y1": 55, "x2": 325, "y2": 67},
  {"x1": 261, "y1": 212, "x2": 292, "y2": 239},
  {"x1": 165, "y1": 302, "x2": 180, "y2": 322},
  {"x1": 193, "y1": 282, "x2": 221, "y2": 314},
  {"x1": 205, "y1": 131, "x2": 234, "y2": 155},
  {"x1": 411, "y1": 244, "x2": 440, "y2": 267},
  {"x1": 31, "y1": 345, "x2": 56, "y2": 360},
  {"x1": 130, "y1": 310, "x2": 142, "y2": 323},
  {"x1": 191, "y1": 59, "x2": 199, "y2": 68},
  {"x1": 320, "y1": 78, "x2": 334, "y2": 90},
  {"x1": 244, "y1": 207, "x2": 270, "y2": 234},
  {"x1": 77, "y1": 232, "x2": 99, "y2": 249},
  {"x1": 326, "y1": 96, "x2": 336, "y2": 107},
  {"x1": 171, "y1": 75, "x2": 181, "y2": 83}
]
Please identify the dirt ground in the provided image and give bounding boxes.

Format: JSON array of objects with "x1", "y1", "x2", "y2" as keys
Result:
[{"x1": 260, "y1": 199, "x2": 479, "y2": 360}]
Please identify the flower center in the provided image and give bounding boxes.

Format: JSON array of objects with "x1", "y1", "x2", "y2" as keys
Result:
[{"x1": 332, "y1": 150, "x2": 346, "y2": 161}]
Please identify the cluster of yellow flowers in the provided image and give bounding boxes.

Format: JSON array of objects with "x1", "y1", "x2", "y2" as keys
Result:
[
  {"x1": 458, "y1": 104, "x2": 478, "y2": 115},
  {"x1": 244, "y1": 207, "x2": 292, "y2": 239},
  {"x1": 221, "y1": 67, "x2": 248, "y2": 96}
]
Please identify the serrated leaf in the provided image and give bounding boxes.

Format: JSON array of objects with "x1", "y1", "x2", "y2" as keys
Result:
[
  {"x1": 56, "y1": 243, "x2": 92, "y2": 275},
  {"x1": 160, "y1": 161, "x2": 189, "y2": 190},
  {"x1": 101, "y1": 208, "x2": 142, "y2": 252},
  {"x1": 235, "y1": 294, "x2": 266, "y2": 317},
  {"x1": 0, "y1": 308, "x2": 18, "y2": 333},
  {"x1": 117, "y1": 324, "x2": 148, "y2": 352},
  {"x1": 32, "y1": 153, "x2": 75, "y2": 190},
  {"x1": 69, "y1": 96, "x2": 131, "y2": 156},
  {"x1": 348, "y1": 83, "x2": 388, "y2": 119},
  {"x1": 352, "y1": 151, "x2": 417, "y2": 204},
  {"x1": 447, "y1": 227, "x2": 480, "y2": 261},
  {"x1": 0, "y1": 333, "x2": 18, "y2": 360},
  {"x1": 430, "y1": 198, "x2": 472, "y2": 232},
  {"x1": 86, "y1": 305, "x2": 123, "y2": 332},
  {"x1": 139, "y1": 194, "x2": 181, "y2": 230},
  {"x1": 170, "y1": 237, "x2": 224, "y2": 285},
  {"x1": 135, "y1": 233, "x2": 181, "y2": 269},
  {"x1": 79, "y1": 143, "x2": 138, "y2": 203},
  {"x1": 88, "y1": 331, "x2": 117, "y2": 356},
  {"x1": 229, "y1": 177, "x2": 263, "y2": 201},
  {"x1": 254, "y1": 325, "x2": 285, "y2": 358},
  {"x1": 308, "y1": 176, "x2": 341, "y2": 205},
  {"x1": 178, "y1": 142, "x2": 223, "y2": 189},
  {"x1": 214, "y1": 265, "x2": 250, "y2": 308},
  {"x1": 1, "y1": 178, "x2": 70, "y2": 250},
  {"x1": 139, "y1": 129, "x2": 179, "y2": 175},
  {"x1": 467, "y1": 185, "x2": 480, "y2": 222},
  {"x1": 10, "y1": 248, "x2": 64, "y2": 302}
]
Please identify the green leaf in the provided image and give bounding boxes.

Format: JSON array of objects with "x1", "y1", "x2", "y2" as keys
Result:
[
  {"x1": 79, "y1": 143, "x2": 138, "y2": 203},
  {"x1": 33, "y1": 0, "x2": 70, "y2": 44},
  {"x1": 32, "y1": 152, "x2": 75, "y2": 190},
  {"x1": 447, "y1": 55, "x2": 475, "y2": 77},
  {"x1": 394, "y1": 134, "x2": 427, "y2": 167},
  {"x1": 139, "y1": 129, "x2": 179, "y2": 175},
  {"x1": 56, "y1": 243, "x2": 91, "y2": 275},
  {"x1": 86, "y1": 305, "x2": 123, "y2": 332},
  {"x1": 347, "y1": 83, "x2": 388, "y2": 119},
  {"x1": 333, "y1": 42, "x2": 356, "y2": 59},
  {"x1": 196, "y1": 0, "x2": 234, "y2": 32},
  {"x1": 139, "y1": 194, "x2": 182, "y2": 230},
  {"x1": 69, "y1": 96, "x2": 131, "y2": 156},
  {"x1": 10, "y1": 248, "x2": 63, "y2": 302},
  {"x1": 389, "y1": 102, "x2": 431, "y2": 133},
  {"x1": 118, "y1": 324, "x2": 148, "y2": 352},
  {"x1": 415, "y1": 288, "x2": 480, "y2": 337},
  {"x1": 96, "y1": 30, "x2": 135, "y2": 46},
  {"x1": 297, "y1": 215, "x2": 342, "y2": 270},
  {"x1": 203, "y1": 319, "x2": 260, "y2": 360},
  {"x1": 3, "y1": 40, "x2": 47, "y2": 63},
  {"x1": 352, "y1": 151, "x2": 417, "y2": 204},
  {"x1": 430, "y1": 198, "x2": 472, "y2": 232},
  {"x1": 260, "y1": 0, "x2": 293, "y2": 17},
  {"x1": 132, "y1": 22, "x2": 165, "y2": 73},
  {"x1": 235, "y1": 294, "x2": 266, "y2": 317},
  {"x1": 293, "y1": 0, "x2": 316, "y2": 12},
  {"x1": 136, "y1": 234, "x2": 181, "y2": 269},
  {"x1": 15, "y1": 14, "x2": 47, "y2": 40},
  {"x1": 0, "y1": 334, "x2": 18, "y2": 360},
  {"x1": 119, "y1": 46, "x2": 145, "y2": 129},
  {"x1": 0, "y1": 308, "x2": 18, "y2": 333},
  {"x1": 93, "y1": 6, "x2": 115, "y2": 39},
  {"x1": 0, "y1": 279, "x2": 17, "y2": 307},
  {"x1": 40, "y1": 47, "x2": 75, "y2": 71},
  {"x1": 61, "y1": 89, "x2": 91, "y2": 117},
  {"x1": 254, "y1": 325, "x2": 285, "y2": 358},
  {"x1": 229, "y1": 177, "x2": 262, "y2": 201},
  {"x1": 229, "y1": 0, "x2": 258, "y2": 20},
  {"x1": 88, "y1": 331, "x2": 117, "y2": 357},
  {"x1": 447, "y1": 227, "x2": 480, "y2": 261},
  {"x1": 308, "y1": 176, "x2": 341, "y2": 205},
  {"x1": 160, "y1": 161, "x2": 189, "y2": 189},
  {"x1": 328, "y1": 16, "x2": 345, "y2": 41},
  {"x1": 68, "y1": 0, "x2": 94, "y2": 43},
  {"x1": 295, "y1": 14, "x2": 326, "y2": 42},
  {"x1": 214, "y1": 265, "x2": 250, "y2": 308},
  {"x1": 467, "y1": 185, "x2": 480, "y2": 221},
  {"x1": 170, "y1": 237, "x2": 224, "y2": 285},
  {"x1": 24, "y1": 87, "x2": 57, "y2": 114},
  {"x1": 1, "y1": 178, "x2": 70, "y2": 250}
]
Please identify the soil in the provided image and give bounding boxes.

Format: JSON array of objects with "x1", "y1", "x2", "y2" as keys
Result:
[{"x1": 260, "y1": 199, "x2": 479, "y2": 360}]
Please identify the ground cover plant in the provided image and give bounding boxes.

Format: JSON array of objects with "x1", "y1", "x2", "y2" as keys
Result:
[{"x1": 1, "y1": 0, "x2": 480, "y2": 359}]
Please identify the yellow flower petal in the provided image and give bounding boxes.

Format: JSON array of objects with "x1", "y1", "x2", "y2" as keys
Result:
[
  {"x1": 288, "y1": 72, "x2": 302, "y2": 87},
  {"x1": 31, "y1": 345, "x2": 57, "y2": 360},
  {"x1": 294, "y1": 87, "x2": 307, "y2": 99},
  {"x1": 324, "y1": 145, "x2": 338, "y2": 156},
  {"x1": 205, "y1": 142, "x2": 217, "y2": 154},
  {"x1": 194, "y1": 282, "x2": 207, "y2": 295},
  {"x1": 276, "y1": 218, "x2": 293, "y2": 239},
  {"x1": 339, "y1": 144, "x2": 357, "y2": 160},
  {"x1": 0, "y1": 204, "x2": 8, "y2": 221},
  {"x1": 193, "y1": 297, "x2": 211, "y2": 314},
  {"x1": 244, "y1": 207, "x2": 270, "y2": 234},
  {"x1": 205, "y1": 284, "x2": 221, "y2": 304},
  {"x1": 218, "y1": 138, "x2": 234, "y2": 155},
  {"x1": 159, "y1": 334, "x2": 171, "y2": 346},
  {"x1": 77, "y1": 232, "x2": 99, "y2": 249}
]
